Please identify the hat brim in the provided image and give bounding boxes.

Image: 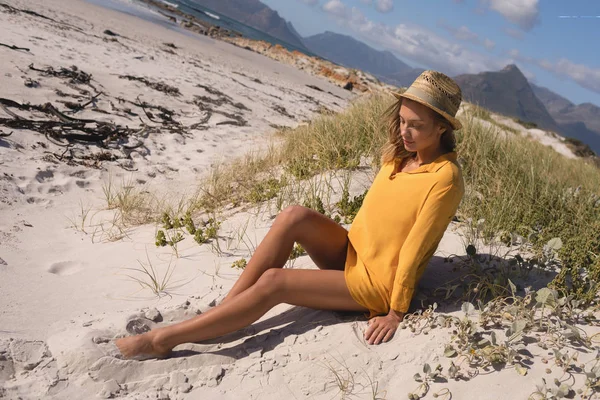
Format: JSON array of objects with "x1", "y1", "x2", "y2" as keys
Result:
[{"x1": 393, "y1": 91, "x2": 462, "y2": 130}]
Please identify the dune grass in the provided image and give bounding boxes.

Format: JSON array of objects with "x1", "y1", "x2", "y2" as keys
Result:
[
  {"x1": 102, "y1": 91, "x2": 600, "y2": 303},
  {"x1": 458, "y1": 107, "x2": 600, "y2": 301}
]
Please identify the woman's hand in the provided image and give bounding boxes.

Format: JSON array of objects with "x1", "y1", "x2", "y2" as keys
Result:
[{"x1": 364, "y1": 309, "x2": 405, "y2": 345}]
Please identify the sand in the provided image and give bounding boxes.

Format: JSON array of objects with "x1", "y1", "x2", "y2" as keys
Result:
[{"x1": 1, "y1": 1, "x2": 598, "y2": 399}]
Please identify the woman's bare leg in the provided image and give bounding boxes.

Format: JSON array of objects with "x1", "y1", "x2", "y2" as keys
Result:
[
  {"x1": 221, "y1": 205, "x2": 349, "y2": 303},
  {"x1": 115, "y1": 268, "x2": 367, "y2": 358}
]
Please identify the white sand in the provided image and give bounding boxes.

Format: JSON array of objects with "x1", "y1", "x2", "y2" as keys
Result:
[{"x1": 1, "y1": 1, "x2": 598, "y2": 399}]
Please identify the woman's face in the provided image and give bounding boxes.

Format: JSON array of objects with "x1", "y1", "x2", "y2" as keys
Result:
[{"x1": 399, "y1": 98, "x2": 445, "y2": 153}]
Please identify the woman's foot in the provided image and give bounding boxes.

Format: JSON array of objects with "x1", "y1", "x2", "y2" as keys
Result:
[{"x1": 114, "y1": 331, "x2": 171, "y2": 360}]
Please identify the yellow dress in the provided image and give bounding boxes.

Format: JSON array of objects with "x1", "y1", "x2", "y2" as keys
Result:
[{"x1": 344, "y1": 151, "x2": 464, "y2": 318}]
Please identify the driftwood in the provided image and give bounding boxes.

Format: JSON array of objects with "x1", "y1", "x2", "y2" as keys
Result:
[
  {"x1": 119, "y1": 75, "x2": 181, "y2": 96},
  {"x1": 0, "y1": 43, "x2": 30, "y2": 52},
  {"x1": 29, "y1": 63, "x2": 92, "y2": 85},
  {"x1": 0, "y1": 97, "x2": 147, "y2": 169},
  {"x1": 59, "y1": 91, "x2": 103, "y2": 113},
  {"x1": 193, "y1": 96, "x2": 247, "y2": 127}
]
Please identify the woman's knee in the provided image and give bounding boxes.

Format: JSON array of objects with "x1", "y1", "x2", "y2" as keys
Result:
[
  {"x1": 276, "y1": 205, "x2": 313, "y2": 228},
  {"x1": 253, "y1": 268, "x2": 286, "y2": 300}
]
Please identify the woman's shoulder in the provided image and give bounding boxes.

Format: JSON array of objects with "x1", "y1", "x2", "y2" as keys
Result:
[{"x1": 435, "y1": 155, "x2": 464, "y2": 193}]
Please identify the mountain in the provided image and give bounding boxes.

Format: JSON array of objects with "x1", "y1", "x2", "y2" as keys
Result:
[
  {"x1": 531, "y1": 83, "x2": 600, "y2": 154},
  {"x1": 453, "y1": 64, "x2": 560, "y2": 132},
  {"x1": 193, "y1": 0, "x2": 307, "y2": 50},
  {"x1": 303, "y1": 31, "x2": 422, "y2": 87},
  {"x1": 382, "y1": 69, "x2": 426, "y2": 88}
]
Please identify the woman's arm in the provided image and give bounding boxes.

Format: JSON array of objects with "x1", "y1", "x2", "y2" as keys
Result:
[
  {"x1": 390, "y1": 177, "x2": 463, "y2": 313},
  {"x1": 364, "y1": 176, "x2": 462, "y2": 345}
]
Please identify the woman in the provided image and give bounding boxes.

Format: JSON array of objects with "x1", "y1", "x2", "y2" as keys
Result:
[{"x1": 115, "y1": 70, "x2": 465, "y2": 358}]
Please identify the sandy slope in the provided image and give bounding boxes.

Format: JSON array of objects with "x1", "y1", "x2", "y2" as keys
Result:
[{"x1": 0, "y1": 1, "x2": 598, "y2": 399}]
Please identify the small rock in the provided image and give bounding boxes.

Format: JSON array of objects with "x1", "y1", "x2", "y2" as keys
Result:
[
  {"x1": 126, "y1": 318, "x2": 153, "y2": 335},
  {"x1": 103, "y1": 29, "x2": 120, "y2": 37},
  {"x1": 144, "y1": 308, "x2": 162, "y2": 322},
  {"x1": 0, "y1": 257, "x2": 6, "y2": 266},
  {"x1": 92, "y1": 337, "x2": 109, "y2": 344},
  {"x1": 82, "y1": 321, "x2": 92, "y2": 327}
]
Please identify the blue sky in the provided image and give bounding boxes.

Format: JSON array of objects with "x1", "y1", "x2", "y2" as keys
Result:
[{"x1": 260, "y1": 0, "x2": 600, "y2": 107}]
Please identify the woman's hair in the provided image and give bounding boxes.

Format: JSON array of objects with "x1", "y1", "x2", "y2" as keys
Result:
[{"x1": 380, "y1": 98, "x2": 456, "y2": 165}]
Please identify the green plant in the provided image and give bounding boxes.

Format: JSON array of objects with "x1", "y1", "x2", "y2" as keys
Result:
[
  {"x1": 303, "y1": 194, "x2": 326, "y2": 215},
  {"x1": 122, "y1": 250, "x2": 177, "y2": 298},
  {"x1": 204, "y1": 217, "x2": 221, "y2": 240},
  {"x1": 161, "y1": 212, "x2": 173, "y2": 229},
  {"x1": 337, "y1": 187, "x2": 367, "y2": 224},
  {"x1": 183, "y1": 211, "x2": 196, "y2": 234},
  {"x1": 168, "y1": 232, "x2": 184, "y2": 246},
  {"x1": 66, "y1": 200, "x2": 94, "y2": 234},
  {"x1": 245, "y1": 177, "x2": 286, "y2": 203},
  {"x1": 231, "y1": 258, "x2": 247, "y2": 270},
  {"x1": 410, "y1": 363, "x2": 445, "y2": 399},
  {"x1": 289, "y1": 243, "x2": 305, "y2": 260},
  {"x1": 155, "y1": 229, "x2": 167, "y2": 246},
  {"x1": 194, "y1": 228, "x2": 207, "y2": 245}
]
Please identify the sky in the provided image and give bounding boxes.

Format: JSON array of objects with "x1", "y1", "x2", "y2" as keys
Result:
[{"x1": 260, "y1": 0, "x2": 600, "y2": 107}]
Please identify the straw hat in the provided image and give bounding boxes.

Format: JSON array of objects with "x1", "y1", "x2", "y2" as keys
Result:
[{"x1": 393, "y1": 70, "x2": 463, "y2": 130}]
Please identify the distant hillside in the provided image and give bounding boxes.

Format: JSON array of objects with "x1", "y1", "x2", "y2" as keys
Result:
[
  {"x1": 453, "y1": 64, "x2": 560, "y2": 132},
  {"x1": 531, "y1": 83, "x2": 600, "y2": 154},
  {"x1": 193, "y1": 0, "x2": 307, "y2": 50},
  {"x1": 303, "y1": 31, "x2": 422, "y2": 87},
  {"x1": 382, "y1": 68, "x2": 426, "y2": 88}
]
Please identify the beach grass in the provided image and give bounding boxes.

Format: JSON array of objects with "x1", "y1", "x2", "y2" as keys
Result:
[{"x1": 103, "y1": 91, "x2": 600, "y2": 303}]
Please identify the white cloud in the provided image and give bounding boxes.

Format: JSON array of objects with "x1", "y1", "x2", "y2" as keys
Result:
[
  {"x1": 375, "y1": 0, "x2": 393, "y2": 13},
  {"x1": 321, "y1": 0, "x2": 600, "y2": 95},
  {"x1": 357, "y1": 0, "x2": 392, "y2": 14},
  {"x1": 326, "y1": 9, "x2": 507, "y2": 76},
  {"x1": 437, "y1": 20, "x2": 495, "y2": 51},
  {"x1": 485, "y1": 0, "x2": 539, "y2": 31},
  {"x1": 508, "y1": 50, "x2": 600, "y2": 94},
  {"x1": 322, "y1": 0, "x2": 348, "y2": 18},
  {"x1": 543, "y1": 59, "x2": 600, "y2": 93}
]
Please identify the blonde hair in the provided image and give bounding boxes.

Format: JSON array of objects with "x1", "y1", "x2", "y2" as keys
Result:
[{"x1": 380, "y1": 98, "x2": 456, "y2": 165}]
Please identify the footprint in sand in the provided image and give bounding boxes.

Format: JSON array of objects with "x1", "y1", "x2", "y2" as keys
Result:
[
  {"x1": 47, "y1": 261, "x2": 84, "y2": 276},
  {"x1": 34, "y1": 169, "x2": 54, "y2": 183}
]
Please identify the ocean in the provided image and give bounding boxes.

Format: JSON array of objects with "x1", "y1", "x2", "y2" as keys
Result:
[{"x1": 87, "y1": 0, "x2": 317, "y2": 57}]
